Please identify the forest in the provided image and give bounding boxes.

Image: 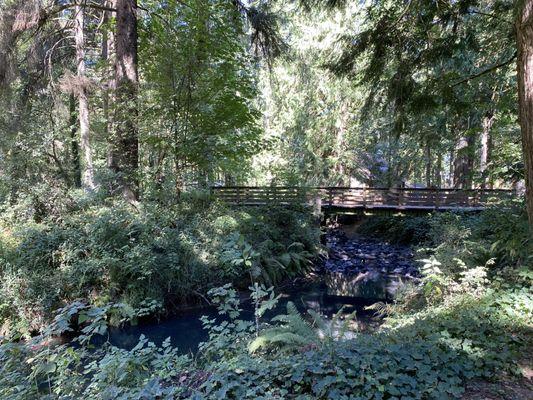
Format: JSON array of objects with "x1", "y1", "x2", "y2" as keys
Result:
[{"x1": 0, "y1": 0, "x2": 531, "y2": 399}]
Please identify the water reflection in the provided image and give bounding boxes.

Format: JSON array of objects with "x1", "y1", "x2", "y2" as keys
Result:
[{"x1": 107, "y1": 282, "x2": 380, "y2": 353}]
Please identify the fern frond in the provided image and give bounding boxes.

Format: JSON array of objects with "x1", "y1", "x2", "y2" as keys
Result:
[
  {"x1": 307, "y1": 309, "x2": 329, "y2": 333},
  {"x1": 365, "y1": 301, "x2": 389, "y2": 317},
  {"x1": 249, "y1": 301, "x2": 319, "y2": 353}
]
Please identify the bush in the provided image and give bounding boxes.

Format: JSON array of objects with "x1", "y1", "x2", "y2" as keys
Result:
[
  {"x1": 1, "y1": 283, "x2": 530, "y2": 399},
  {"x1": 358, "y1": 202, "x2": 531, "y2": 273},
  {"x1": 0, "y1": 198, "x2": 320, "y2": 337}
]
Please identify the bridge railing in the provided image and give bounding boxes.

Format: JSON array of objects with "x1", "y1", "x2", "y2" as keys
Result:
[
  {"x1": 210, "y1": 186, "x2": 313, "y2": 206},
  {"x1": 211, "y1": 186, "x2": 515, "y2": 210}
]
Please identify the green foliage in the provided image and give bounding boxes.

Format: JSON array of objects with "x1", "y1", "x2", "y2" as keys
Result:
[
  {"x1": 249, "y1": 301, "x2": 318, "y2": 352},
  {"x1": 0, "y1": 274, "x2": 531, "y2": 399},
  {"x1": 357, "y1": 214, "x2": 432, "y2": 245},
  {"x1": 0, "y1": 199, "x2": 320, "y2": 337},
  {"x1": 358, "y1": 204, "x2": 531, "y2": 272},
  {"x1": 0, "y1": 300, "x2": 192, "y2": 399},
  {"x1": 219, "y1": 205, "x2": 320, "y2": 285},
  {"x1": 421, "y1": 204, "x2": 532, "y2": 277},
  {"x1": 140, "y1": 0, "x2": 263, "y2": 187},
  {"x1": 249, "y1": 301, "x2": 357, "y2": 353},
  {"x1": 200, "y1": 287, "x2": 531, "y2": 399}
]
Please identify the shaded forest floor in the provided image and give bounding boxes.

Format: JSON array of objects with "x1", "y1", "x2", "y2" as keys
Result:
[{"x1": 464, "y1": 351, "x2": 532, "y2": 400}]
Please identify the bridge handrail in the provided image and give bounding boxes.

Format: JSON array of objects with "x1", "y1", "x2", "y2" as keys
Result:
[
  {"x1": 210, "y1": 186, "x2": 516, "y2": 210},
  {"x1": 211, "y1": 186, "x2": 514, "y2": 192}
]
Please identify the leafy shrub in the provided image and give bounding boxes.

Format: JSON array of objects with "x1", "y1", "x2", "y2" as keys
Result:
[
  {"x1": 358, "y1": 203, "x2": 531, "y2": 275},
  {"x1": 198, "y1": 286, "x2": 531, "y2": 399},
  {"x1": 0, "y1": 280, "x2": 530, "y2": 399},
  {"x1": 0, "y1": 199, "x2": 320, "y2": 337}
]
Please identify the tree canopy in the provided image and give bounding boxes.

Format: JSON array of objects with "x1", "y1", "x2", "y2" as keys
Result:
[{"x1": 0, "y1": 0, "x2": 530, "y2": 221}]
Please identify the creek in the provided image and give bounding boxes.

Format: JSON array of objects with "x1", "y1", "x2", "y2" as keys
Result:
[{"x1": 106, "y1": 224, "x2": 418, "y2": 353}]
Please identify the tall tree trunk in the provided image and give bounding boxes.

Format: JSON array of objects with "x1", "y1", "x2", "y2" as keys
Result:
[
  {"x1": 448, "y1": 147, "x2": 454, "y2": 187},
  {"x1": 112, "y1": 0, "x2": 139, "y2": 201},
  {"x1": 454, "y1": 136, "x2": 469, "y2": 188},
  {"x1": 466, "y1": 134, "x2": 475, "y2": 189},
  {"x1": 516, "y1": 0, "x2": 533, "y2": 229},
  {"x1": 8, "y1": 85, "x2": 32, "y2": 203},
  {"x1": 102, "y1": 1, "x2": 117, "y2": 171},
  {"x1": 480, "y1": 110, "x2": 494, "y2": 189},
  {"x1": 425, "y1": 139, "x2": 431, "y2": 187},
  {"x1": 435, "y1": 151, "x2": 442, "y2": 188},
  {"x1": 336, "y1": 101, "x2": 348, "y2": 184},
  {"x1": 454, "y1": 116, "x2": 475, "y2": 189},
  {"x1": 75, "y1": 5, "x2": 95, "y2": 190},
  {"x1": 69, "y1": 94, "x2": 82, "y2": 187}
]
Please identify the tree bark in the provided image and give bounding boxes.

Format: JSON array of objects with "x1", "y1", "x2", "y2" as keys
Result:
[
  {"x1": 435, "y1": 151, "x2": 442, "y2": 188},
  {"x1": 425, "y1": 140, "x2": 431, "y2": 187},
  {"x1": 69, "y1": 94, "x2": 82, "y2": 188},
  {"x1": 516, "y1": 0, "x2": 533, "y2": 229},
  {"x1": 75, "y1": 4, "x2": 95, "y2": 190},
  {"x1": 480, "y1": 110, "x2": 494, "y2": 189},
  {"x1": 102, "y1": 1, "x2": 116, "y2": 170},
  {"x1": 454, "y1": 136, "x2": 469, "y2": 188},
  {"x1": 112, "y1": 0, "x2": 139, "y2": 201},
  {"x1": 453, "y1": 116, "x2": 475, "y2": 189},
  {"x1": 448, "y1": 147, "x2": 454, "y2": 187}
]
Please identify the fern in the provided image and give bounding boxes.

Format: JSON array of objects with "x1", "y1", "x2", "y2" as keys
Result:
[
  {"x1": 249, "y1": 302, "x2": 318, "y2": 352},
  {"x1": 248, "y1": 302, "x2": 358, "y2": 353},
  {"x1": 309, "y1": 307, "x2": 357, "y2": 343},
  {"x1": 365, "y1": 301, "x2": 390, "y2": 318}
]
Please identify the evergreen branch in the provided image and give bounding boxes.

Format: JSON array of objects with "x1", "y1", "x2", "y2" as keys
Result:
[
  {"x1": 391, "y1": 0, "x2": 413, "y2": 29},
  {"x1": 47, "y1": 2, "x2": 117, "y2": 18},
  {"x1": 468, "y1": 10, "x2": 513, "y2": 25},
  {"x1": 451, "y1": 51, "x2": 517, "y2": 87}
]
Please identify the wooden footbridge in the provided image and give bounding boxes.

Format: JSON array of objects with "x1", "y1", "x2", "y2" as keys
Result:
[{"x1": 211, "y1": 186, "x2": 515, "y2": 212}]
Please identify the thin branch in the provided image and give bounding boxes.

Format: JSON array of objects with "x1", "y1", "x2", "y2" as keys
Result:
[
  {"x1": 391, "y1": 0, "x2": 413, "y2": 29},
  {"x1": 468, "y1": 10, "x2": 513, "y2": 25},
  {"x1": 135, "y1": 4, "x2": 182, "y2": 36},
  {"x1": 23, "y1": 2, "x2": 117, "y2": 37},
  {"x1": 451, "y1": 51, "x2": 517, "y2": 87}
]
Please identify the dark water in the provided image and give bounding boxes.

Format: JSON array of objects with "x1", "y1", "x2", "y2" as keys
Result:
[
  {"x1": 107, "y1": 226, "x2": 417, "y2": 354},
  {"x1": 107, "y1": 282, "x2": 380, "y2": 353}
]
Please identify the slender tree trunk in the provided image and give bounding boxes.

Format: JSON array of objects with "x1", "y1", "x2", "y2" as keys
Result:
[
  {"x1": 466, "y1": 134, "x2": 475, "y2": 189},
  {"x1": 435, "y1": 151, "x2": 442, "y2": 188},
  {"x1": 425, "y1": 140, "x2": 431, "y2": 187},
  {"x1": 8, "y1": 85, "x2": 33, "y2": 203},
  {"x1": 75, "y1": 5, "x2": 95, "y2": 190},
  {"x1": 448, "y1": 147, "x2": 454, "y2": 187},
  {"x1": 516, "y1": 0, "x2": 533, "y2": 229},
  {"x1": 336, "y1": 101, "x2": 348, "y2": 184},
  {"x1": 69, "y1": 94, "x2": 82, "y2": 187},
  {"x1": 480, "y1": 110, "x2": 494, "y2": 189},
  {"x1": 112, "y1": 0, "x2": 139, "y2": 201}
]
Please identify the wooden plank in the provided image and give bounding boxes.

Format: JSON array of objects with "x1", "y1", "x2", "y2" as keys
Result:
[{"x1": 211, "y1": 186, "x2": 515, "y2": 211}]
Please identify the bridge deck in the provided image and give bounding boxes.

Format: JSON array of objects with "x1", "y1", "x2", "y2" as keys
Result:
[{"x1": 211, "y1": 186, "x2": 514, "y2": 211}]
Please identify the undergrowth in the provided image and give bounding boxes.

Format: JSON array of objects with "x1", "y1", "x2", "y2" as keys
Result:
[
  {"x1": 0, "y1": 192, "x2": 320, "y2": 337},
  {"x1": 0, "y1": 198, "x2": 531, "y2": 399}
]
